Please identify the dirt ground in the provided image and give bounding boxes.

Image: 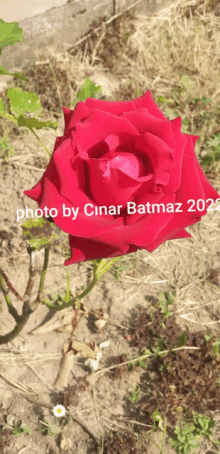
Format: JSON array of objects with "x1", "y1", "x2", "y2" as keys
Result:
[{"x1": 0, "y1": 0, "x2": 220, "y2": 453}]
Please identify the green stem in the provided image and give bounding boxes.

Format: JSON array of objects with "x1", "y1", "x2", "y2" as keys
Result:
[
  {"x1": 0, "y1": 267, "x2": 38, "y2": 345},
  {"x1": 29, "y1": 127, "x2": 51, "y2": 157},
  {"x1": 42, "y1": 256, "x2": 121, "y2": 311},
  {"x1": 95, "y1": 257, "x2": 121, "y2": 279},
  {"x1": 37, "y1": 248, "x2": 49, "y2": 302},
  {"x1": 161, "y1": 417, "x2": 167, "y2": 452},
  {"x1": 0, "y1": 255, "x2": 120, "y2": 343},
  {"x1": 0, "y1": 312, "x2": 30, "y2": 344},
  {"x1": 0, "y1": 272, "x2": 21, "y2": 323},
  {"x1": 43, "y1": 273, "x2": 99, "y2": 311},
  {"x1": 143, "y1": 433, "x2": 164, "y2": 453}
]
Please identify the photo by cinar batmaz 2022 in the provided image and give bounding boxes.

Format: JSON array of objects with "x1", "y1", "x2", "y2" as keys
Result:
[{"x1": 0, "y1": 1, "x2": 220, "y2": 453}]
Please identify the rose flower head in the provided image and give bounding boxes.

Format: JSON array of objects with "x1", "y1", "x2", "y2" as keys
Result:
[{"x1": 24, "y1": 90, "x2": 220, "y2": 265}]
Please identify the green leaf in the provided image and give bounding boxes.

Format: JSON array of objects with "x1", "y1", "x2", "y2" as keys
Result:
[
  {"x1": 208, "y1": 420, "x2": 215, "y2": 430},
  {"x1": 138, "y1": 358, "x2": 147, "y2": 368},
  {"x1": 21, "y1": 217, "x2": 69, "y2": 251},
  {"x1": 17, "y1": 115, "x2": 58, "y2": 130},
  {"x1": 22, "y1": 426, "x2": 31, "y2": 434},
  {"x1": 0, "y1": 19, "x2": 24, "y2": 54},
  {"x1": 178, "y1": 332, "x2": 187, "y2": 347},
  {"x1": 72, "y1": 77, "x2": 102, "y2": 106},
  {"x1": 212, "y1": 337, "x2": 220, "y2": 356},
  {"x1": 95, "y1": 257, "x2": 121, "y2": 279},
  {"x1": 0, "y1": 64, "x2": 27, "y2": 80},
  {"x1": 158, "y1": 291, "x2": 165, "y2": 302},
  {"x1": 7, "y1": 87, "x2": 42, "y2": 118},
  {"x1": 155, "y1": 96, "x2": 173, "y2": 104},
  {"x1": 208, "y1": 134, "x2": 220, "y2": 149},
  {"x1": 51, "y1": 293, "x2": 61, "y2": 301},
  {"x1": 201, "y1": 95, "x2": 211, "y2": 105},
  {"x1": 0, "y1": 97, "x2": 17, "y2": 122}
]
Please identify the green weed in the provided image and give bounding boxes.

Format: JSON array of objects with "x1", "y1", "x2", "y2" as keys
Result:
[
  {"x1": 168, "y1": 411, "x2": 219, "y2": 454},
  {"x1": 129, "y1": 385, "x2": 140, "y2": 403},
  {"x1": 1, "y1": 420, "x2": 31, "y2": 436},
  {"x1": 36, "y1": 418, "x2": 60, "y2": 436},
  {"x1": 201, "y1": 133, "x2": 220, "y2": 166},
  {"x1": 156, "y1": 77, "x2": 220, "y2": 170},
  {"x1": 110, "y1": 254, "x2": 138, "y2": 281},
  {"x1": 0, "y1": 136, "x2": 14, "y2": 159},
  {"x1": 157, "y1": 290, "x2": 174, "y2": 324},
  {"x1": 127, "y1": 348, "x2": 151, "y2": 371}
]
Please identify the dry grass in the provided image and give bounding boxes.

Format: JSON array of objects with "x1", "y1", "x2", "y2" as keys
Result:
[{"x1": 127, "y1": 0, "x2": 220, "y2": 92}]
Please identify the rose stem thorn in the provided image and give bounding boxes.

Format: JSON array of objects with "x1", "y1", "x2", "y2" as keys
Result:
[{"x1": 37, "y1": 247, "x2": 49, "y2": 304}]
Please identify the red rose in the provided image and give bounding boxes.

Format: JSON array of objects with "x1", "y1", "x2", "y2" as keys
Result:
[{"x1": 24, "y1": 90, "x2": 219, "y2": 265}]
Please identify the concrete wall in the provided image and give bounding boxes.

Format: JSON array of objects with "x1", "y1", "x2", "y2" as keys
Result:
[
  {"x1": 0, "y1": 0, "x2": 67, "y2": 22},
  {"x1": 0, "y1": 0, "x2": 175, "y2": 71}
]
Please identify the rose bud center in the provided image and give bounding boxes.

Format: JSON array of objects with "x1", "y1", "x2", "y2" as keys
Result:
[{"x1": 103, "y1": 151, "x2": 146, "y2": 178}]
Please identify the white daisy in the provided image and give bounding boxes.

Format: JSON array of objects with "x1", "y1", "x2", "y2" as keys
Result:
[{"x1": 53, "y1": 404, "x2": 66, "y2": 417}]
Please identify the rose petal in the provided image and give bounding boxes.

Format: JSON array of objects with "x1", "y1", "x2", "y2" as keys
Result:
[
  {"x1": 134, "y1": 132, "x2": 174, "y2": 186},
  {"x1": 125, "y1": 185, "x2": 165, "y2": 225},
  {"x1": 65, "y1": 235, "x2": 130, "y2": 265},
  {"x1": 25, "y1": 176, "x2": 123, "y2": 238},
  {"x1": 142, "y1": 134, "x2": 215, "y2": 251},
  {"x1": 122, "y1": 108, "x2": 169, "y2": 137},
  {"x1": 85, "y1": 97, "x2": 136, "y2": 115},
  {"x1": 87, "y1": 153, "x2": 151, "y2": 206},
  {"x1": 92, "y1": 193, "x2": 176, "y2": 248},
  {"x1": 194, "y1": 159, "x2": 220, "y2": 201},
  {"x1": 168, "y1": 230, "x2": 191, "y2": 239},
  {"x1": 62, "y1": 104, "x2": 89, "y2": 133},
  {"x1": 163, "y1": 118, "x2": 187, "y2": 193},
  {"x1": 71, "y1": 109, "x2": 139, "y2": 154},
  {"x1": 104, "y1": 134, "x2": 120, "y2": 151},
  {"x1": 177, "y1": 135, "x2": 206, "y2": 213},
  {"x1": 132, "y1": 90, "x2": 167, "y2": 120},
  {"x1": 144, "y1": 228, "x2": 192, "y2": 252},
  {"x1": 184, "y1": 133, "x2": 219, "y2": 200}
]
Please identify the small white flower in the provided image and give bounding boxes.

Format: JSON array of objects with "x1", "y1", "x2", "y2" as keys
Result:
[{"x1": 53, "y1": 404, "x2": 66, "y2": 417}]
